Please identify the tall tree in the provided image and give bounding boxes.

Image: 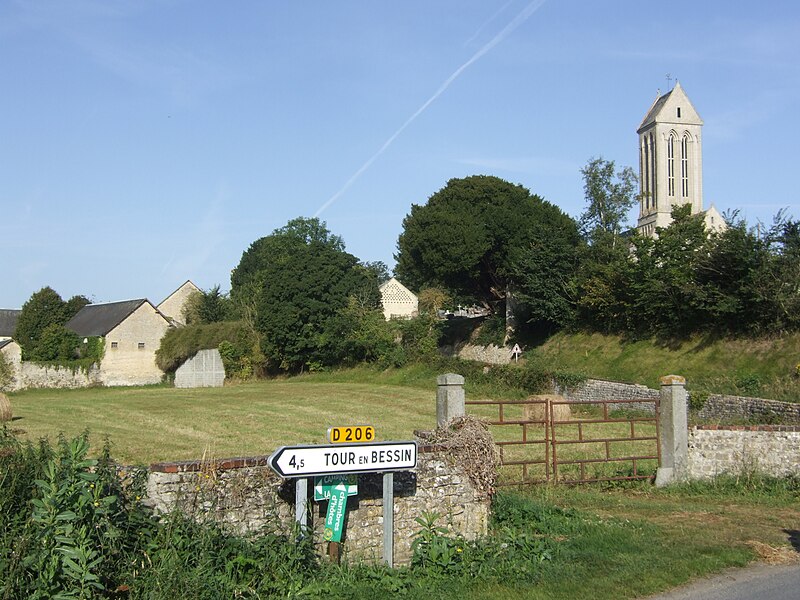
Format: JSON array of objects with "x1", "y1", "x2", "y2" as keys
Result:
[
  {"x1": 232, "y1": 217, "x2": 379, "y2": 372},
  {"x1": 14, "y1": 287, "x2": 68, "y2": 357},
  {"x1": 395, "y1": 175, "x2": 580, "y2": 336},
  {"x1": 579, "y1": 157, "x2": 637, "y2": 245}
]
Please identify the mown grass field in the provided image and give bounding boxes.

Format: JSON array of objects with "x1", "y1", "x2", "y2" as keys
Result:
[
  {"x1": 5, "y1": 371, "x2": 799, "y2": 598},
  {"x1": 6, "y1": 378, "x2": 438, "y2": 464}
]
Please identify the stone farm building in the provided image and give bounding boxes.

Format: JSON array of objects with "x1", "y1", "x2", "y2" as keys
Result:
[
  {"x1": 157, "y1": 280, "x2": 201, "y2": 326},
  {"x1": 66, "y1": 299, "x2": 172, "y2": 387}
]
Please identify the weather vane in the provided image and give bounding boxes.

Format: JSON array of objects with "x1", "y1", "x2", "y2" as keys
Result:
[{"x1": 666, "y1": 73, "x2": 673, "y2": 89}]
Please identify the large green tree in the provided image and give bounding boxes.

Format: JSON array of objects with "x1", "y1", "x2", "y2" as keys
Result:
[
  {"x1": 395, "y1": 175, "x2": 580, "y2": 335},
  {"x1": 231, "y1": 217, "x2": 380, "y2": 372},
  {"x1": 14, "y1": 287, "x2": 89, "y2": 359},
  {"x1": 579, "y1": 157, "x2": 638, "y2": 246}
]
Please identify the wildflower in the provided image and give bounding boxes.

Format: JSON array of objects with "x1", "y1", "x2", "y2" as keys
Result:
[{"x1": 94, "y1": 501, "x2": 100, "y2": 507}]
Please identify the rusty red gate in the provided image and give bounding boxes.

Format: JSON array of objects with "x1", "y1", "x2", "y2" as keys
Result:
[{"x1": 465, "y1": 398, "x2": 661, "y2": 485}]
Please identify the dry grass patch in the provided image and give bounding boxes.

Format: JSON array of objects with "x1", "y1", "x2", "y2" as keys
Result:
[{"x1": 746, "y1": 540, "x2": 800, "y2": 564}]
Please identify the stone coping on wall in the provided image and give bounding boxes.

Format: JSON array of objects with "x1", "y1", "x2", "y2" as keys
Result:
[{"x1": 693, "y1": 424, "x2": 800, "y2": 432}]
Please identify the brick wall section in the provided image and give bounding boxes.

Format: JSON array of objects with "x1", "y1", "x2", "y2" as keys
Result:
[
  {"x1": 145, "y1": 446, "x2": 489, "y2": 566},
  {"x1": 687, "y1": 425, "x2": 800, "y2": 480}
]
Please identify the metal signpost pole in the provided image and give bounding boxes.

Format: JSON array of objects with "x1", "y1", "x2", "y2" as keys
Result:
[
  {"x1": 295, "y1": 478, "x2": 307, "y2": 533},
  {"x1": 383, "y1": 472, "x2": 394, "y2": 567}
]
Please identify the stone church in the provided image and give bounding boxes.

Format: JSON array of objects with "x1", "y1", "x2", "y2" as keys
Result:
[{"x1": 636, "y1": 82, "x2": 725, "y2": 237}]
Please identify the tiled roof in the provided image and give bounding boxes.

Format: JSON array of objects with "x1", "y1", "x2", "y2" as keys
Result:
[
  {"x1": 66, "y1": 299, "x2": 149, "y2": 337},
  {"x1": 0, "y1": 309, "x2": 21, "y2": 337}
]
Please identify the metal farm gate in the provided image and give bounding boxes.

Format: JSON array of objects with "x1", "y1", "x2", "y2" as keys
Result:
[{"x1": 465, "y1": 398, "x2": 661, "y2": 485}]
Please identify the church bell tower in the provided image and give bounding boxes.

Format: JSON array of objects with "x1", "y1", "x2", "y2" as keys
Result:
[{"x1": 636, "y1": 81, "x2": 704, "y2": 237}]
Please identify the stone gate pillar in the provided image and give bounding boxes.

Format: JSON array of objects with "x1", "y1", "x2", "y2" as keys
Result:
[
  {"x1": 655, "y1": 375, "x2": 689, "y2": 487},
  {"x1": 437, "y1": 373, "x2": 465, "y2": 427}
]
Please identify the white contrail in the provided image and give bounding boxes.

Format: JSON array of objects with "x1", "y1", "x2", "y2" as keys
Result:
[{"x1": 313, "y1": 0, "x2": 547, "y2": 217}]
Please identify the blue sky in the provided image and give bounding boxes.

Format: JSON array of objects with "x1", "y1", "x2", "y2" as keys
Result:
[{"x1": 2, "y1": 0, "x2": 798, "y2": 308}]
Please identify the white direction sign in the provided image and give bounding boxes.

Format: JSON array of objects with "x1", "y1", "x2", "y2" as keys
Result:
[{"x1": 268, "y1": 441, "x2": 417, "y2": 478}]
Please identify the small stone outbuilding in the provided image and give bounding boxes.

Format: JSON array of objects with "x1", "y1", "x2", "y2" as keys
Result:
[{"x1": 379, "y1": 277, "x2": 418, "y2": 320}]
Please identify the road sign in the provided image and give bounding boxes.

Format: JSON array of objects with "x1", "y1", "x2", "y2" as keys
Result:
[
  {"x1": 268, "y1": 441, "x2": 417, "y2": 478},
  {"x1": 327, "y1": 425, "x2": 375, "y2": 443},
  {"x1": 511, "y1": 343, "x2": 522, "y2": 363},
  {"x1": 323, "y1": 486, "x2": 348, "y2": 543},
  {"x1": 314, "y1": 474, "x2": 358, "y2": 501}
]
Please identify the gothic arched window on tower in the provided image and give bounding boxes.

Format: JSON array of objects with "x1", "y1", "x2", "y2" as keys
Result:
[
  {"x1": 649, "y1": 134, "x2": 657, "y2": 208},
  {"x1": 667, "y1": 134, "x2": 675, "y2": 197},
  {"x1": 681, "y1": 134, "x2": 690, "y2": 198}
]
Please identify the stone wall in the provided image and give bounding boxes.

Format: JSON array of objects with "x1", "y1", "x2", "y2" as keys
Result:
[
  {"x1": 145, "y1": 445, "x2": 489, "y2": 566},
  {"x1": 556, "y1": 378, "x2": 800, "y2": 424},
  {"x1": 0, "y1": 341, "x2": 22, "y2": 392},
  {"x1": 696, "y1": 394, "x2": 800, "y2": 423},
  {"x1": 175, "y1": 349, "x2": 225, "y2": 388},
  {"x1": 687, "y1": 425, "x2": 800, "y2": 479},
  {"x1": 18, "y1": 361, "x2": 102, "y2": 390},
  {"x1": 556, "y1": 378, "x2": 659, "y2": 412},
  {"x1": 455, "y1": 343, "x2": 512, "y2": 366}
]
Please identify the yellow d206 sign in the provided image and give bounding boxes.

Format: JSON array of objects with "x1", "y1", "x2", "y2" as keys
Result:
[{"x1": 327, "y1": 425, "x2": 375, "y2": 444}]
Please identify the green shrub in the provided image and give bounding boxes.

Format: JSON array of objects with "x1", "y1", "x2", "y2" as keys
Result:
[
  {"x1": 734, "y1": 372, "x2": 762, "y2": 397},
  {"x1": 473, "y1": 314, "x2": 506, "y2": 347},
  {"x1": 0, "y1": 430, "x2": 153, "y2": 599},
  {"x1": 156, "y1": 321, "x2": 253, "y2": 374}
]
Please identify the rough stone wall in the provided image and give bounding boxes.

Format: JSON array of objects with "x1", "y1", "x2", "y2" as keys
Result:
[
  {"x1": 456, "y1": 344, "x2": 512, "y2": 366},
  {"x1": 556, "y1": 379, "x2": 800, "y2": 424},
  {"x1": 687, "y1": 425, "x2": 800, "y2": 479},
  {"x1": 19, "y1": 362, "x2": 102, "y2": 390},
  {"x1": 175, "y1": 349, "x2": 225, "y2": 388},
  {"x1": 145, "y1": 447, "x2": 489, "y2": 566},
  {"x1": 101, "y1": 303, "x2": 170, "y2": 386},
  {"x1": 556, "y1": 378, "x2": 659, "y2": 412},
  {"x1": 696, "y1": 394, "x2": 800, "y2": 423},
  {"x1": 0, "y1": 341, "x2": 22, "y2": 392}
]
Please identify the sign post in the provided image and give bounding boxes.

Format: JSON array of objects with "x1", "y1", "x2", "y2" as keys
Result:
[
  {"x1": 511, "y1": 343, "x2": 522, "y2": 363},
  {"x1": 268, "y1": 439, "x2": 417, "y2": 566}
]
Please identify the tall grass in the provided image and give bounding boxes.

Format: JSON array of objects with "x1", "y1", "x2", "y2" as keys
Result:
[{"x1": 536, "y1": 331, "x2": 800, "y2": 401}]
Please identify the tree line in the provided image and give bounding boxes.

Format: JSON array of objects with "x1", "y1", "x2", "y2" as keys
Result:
[{"x1": 14, "y1": 159, "x2": 800, "y2": 375}]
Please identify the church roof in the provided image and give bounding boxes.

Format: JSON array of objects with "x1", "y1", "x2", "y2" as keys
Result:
[{"x1": 637, "y1": 81, "x2": 702, "y2": 133}]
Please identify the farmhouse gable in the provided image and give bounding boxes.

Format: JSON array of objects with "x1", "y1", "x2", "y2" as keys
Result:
[
  {"x1": 158, "y1": 280, "x2": 201, "y2": 325},
  {"x1": 67, "y1": 299, "x2": 172, "y2": 386}
]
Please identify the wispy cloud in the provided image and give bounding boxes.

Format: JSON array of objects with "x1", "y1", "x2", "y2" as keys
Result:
[
  {"x1": 314, "y1": 0, "x2": 549, "y2": 217},
  {"x1": 463, "y1": 0, "x2": 515, "y2": 48}
]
